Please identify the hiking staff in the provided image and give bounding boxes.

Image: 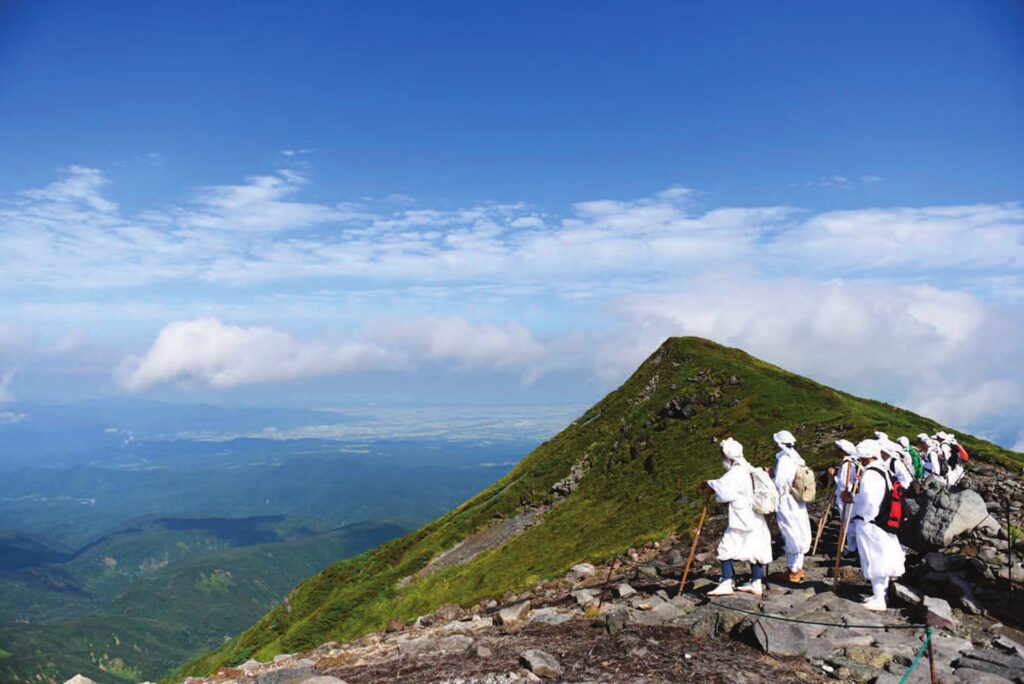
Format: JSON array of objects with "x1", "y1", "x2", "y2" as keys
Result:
[
  {"x1": 679, "y1": 494, "x2": 712, "y2": 593},
  {"x1": 811, "y1": 482, "x2": 834, "y2": 556},
  {"x1": 833, "y1": 465, "x2": 862, "y2": 589}
]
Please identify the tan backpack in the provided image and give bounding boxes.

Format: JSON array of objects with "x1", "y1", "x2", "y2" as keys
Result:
[{"x1": 790, "y1": 464, "x2": 817, "y2": 503}]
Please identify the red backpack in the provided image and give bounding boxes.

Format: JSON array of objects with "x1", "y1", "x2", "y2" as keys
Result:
[{"x1": 867, "y1": 467, "x2": 904, "y2": 533}]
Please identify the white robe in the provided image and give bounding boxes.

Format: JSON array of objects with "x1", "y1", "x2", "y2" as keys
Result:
[
  {"x1": 887, "y1": 457, "x2": 914, "y2": 489},
  {"x1": 923, "y1": 442, "x2": 943, "y2": 477},
  {"x1": 852, "y1": 464, "x2": 906, "y2": 581},
  {"x1": 708, "y1": 458, "x2": 773, "y2": 565},
  {"x1": 774, "y1": 450, "x2": 811, "y2": 557}
]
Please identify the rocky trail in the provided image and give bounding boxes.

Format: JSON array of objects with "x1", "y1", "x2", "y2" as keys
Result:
[{"x1": 70, "y1": 459, "x2": 1024, "y2": 684}]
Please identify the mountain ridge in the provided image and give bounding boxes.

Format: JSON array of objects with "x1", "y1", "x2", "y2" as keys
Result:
[{"x1": 176, "y1": 336, "x2": 1022, "y2": 680}]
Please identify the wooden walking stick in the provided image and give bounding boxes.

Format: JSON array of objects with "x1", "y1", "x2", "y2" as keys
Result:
[
  {"x1": 679, "y1": 494, "x2": 712, "y2": 593},
  {"x1": 833, "y1": 462, "x2": 862, "y2": 589},
  {"x1": 811, "y1": 493, "x2": 834, "y2": 557}
]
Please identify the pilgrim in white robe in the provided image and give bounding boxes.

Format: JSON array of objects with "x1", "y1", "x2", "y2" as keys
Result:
[
  {"x1": 774, "y1": 448, "x2": 811, "y2": 570},
  {"x1": 707, "y1": 458, "x2": 773, "y2": 565}
]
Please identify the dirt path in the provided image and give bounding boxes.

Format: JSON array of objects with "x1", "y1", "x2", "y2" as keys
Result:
[{"x1": 320, "y1": 621, "x2": 825, "y2": 683}]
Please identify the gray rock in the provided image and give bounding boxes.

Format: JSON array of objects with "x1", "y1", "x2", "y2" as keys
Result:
[
  {"x1": 992, "y1": 634, "x2": 1024, "y2": 657},
  {"x1": 667, "y1": 549, "x2": 684, "y2": 566},
  {"x1": 257, "y1": 666, "x2": 317, "y2": 684},
  {"x1": 519, "y1": 649, "x2": 563, "y2": 679},
  {"x1": 689, "y1": 603, "x2": 747, "y2": 639},
  {"x1": 567, "y1": 562, "x2": 597, "y2": 581},
  {"x1": 571, "y1": 588, "x2": 599, "y2": 608},
  {"x1": 602, "y1": 605, "x2": 629, "y2": 634},
  {"x1": 63, "y1": 677, "x2": 98, "y2": 684},
  {"x1": 952, "y1": 668, "x2": 1014, "y2": 684},
  {"x1": 495, "y1": 601, "x2": 532, "y2": 626},
  {"x1": 295, "y1": 678, "x2": 348, "y2": 684},
  {"x1": 528, "y1": 607, "x2": 571, "y2": 626},
  {"x1": 821, "y1": 627, "x2": 875, "y2": 649},
  {"x1": 434, "y1": 603, "x2": 466, "y2": 622},
  {"x1": 436, "y1": 634, "x2": 475, "y2": 654},
  {"x1": 902, "y1": 480, "x2": 990, "y2": 550},
  {"x1": 614, "y1": 582, "x2": 637, "y2": 598},
  {"x1": 923, "y1": 596, "x2": 958, "y2": 631},
  {"x1": 889, "y1": 583, "x2": 923, "y2": 607},
  {"x1": 955, "y1": 650, "x2": 1024, "y2": 680},
  {"x1": 396, "y1": 635, "x2": 435, "y2": 656},
  {"x1": 750, "y1": 618, "x2": 810, "y2": 657}
]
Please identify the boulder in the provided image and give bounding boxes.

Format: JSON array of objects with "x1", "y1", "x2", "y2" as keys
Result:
[
  {"x1": 434, "y1": 603, "x2": 466, "y2": 622},
  {"x1": 749, "y1": 618, "x2": 810, "y2": 657},
  {"x1": 992, "y1": 634, "x2": 1024, "y2": 658},
  {"x1": 494, "y1": 601, "x2": 532, "y2": 626},
  {"x1": 63, "y1": 677, "x2": 98, "y2": 684},
  {"x1": 436, "y1": 634, "x2": 475, "y2": 654},
  {"x1": 602, "y1": 606, "x2": 629, "y2": 634},
  {"x1": 891, "y1": 583, "x2": 924, "y2": 606},
  {"x1": 922, "y1": 596, "x2": 958, "y2": 631},
  {"x1": 295, "y1": 678, "x2": 348, "y2": 684},
  {"x1": 519, "y1": 649, "x2": 563, "y2": 679},
  {"x1": 528, "y1": 607, "x2": 571, "y2": 626},
  {"x1": 954, "y1": 650, "x2": 1024, "y2": 680},
  {"x1": 567, "y1": 562, "x2": 597, "y2": 581},
  {"x1": 571, "y1": 588, "x2": 599, "y2": 608},
  {"x1": 396, "y1": 635, "x2": 435, "y2": 656},
  {"x1": 257, "y1": 666, "x2": 317, "y2": 684},
  {"x1": 902, "y1": 480, "x2": 990, "y2": 550},
  {"x1": 952, "y1": 669, "x2": 1014, "y2": 684},
  {"x1": 689, "y1": 602, "x2": 747, "y2": 639},
  {"x1": 614, "y1": 582, "x2": 637, "y2": 598},
  {"x1": 385, "y1": 618, "x2": 404, "y2": 632}
]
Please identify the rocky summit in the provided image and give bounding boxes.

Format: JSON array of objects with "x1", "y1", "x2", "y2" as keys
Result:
[{"x1": 153, "y1": 337, "x2": 1023, "y2": 683}]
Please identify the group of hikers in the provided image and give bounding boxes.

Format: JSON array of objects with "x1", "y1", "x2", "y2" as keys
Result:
[{"x1": 702, "y1": 429, "x2": 970, "y2": 611}]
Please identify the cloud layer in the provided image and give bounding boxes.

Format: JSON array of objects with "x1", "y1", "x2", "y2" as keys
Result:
[{"x1": 2, "y1": 164, "x2": 1022, "y2": 447}]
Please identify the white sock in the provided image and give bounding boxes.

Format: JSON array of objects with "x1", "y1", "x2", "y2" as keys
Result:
[{"x1": 870, "y1": 578, "x2": 888, "y2": 601}]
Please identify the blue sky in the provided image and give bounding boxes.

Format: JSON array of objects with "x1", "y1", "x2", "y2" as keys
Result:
[{"x1": 0, "y1": 1, "x2": 1022, "y2": 448}]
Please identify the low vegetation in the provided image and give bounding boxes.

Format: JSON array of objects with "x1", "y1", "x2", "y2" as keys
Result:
[{"x1": 176, "y1": 336, "x2": 1021, "y2": 680}]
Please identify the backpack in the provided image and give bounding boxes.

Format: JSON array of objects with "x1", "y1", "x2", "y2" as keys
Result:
[
  {"x1": 948, "y1": 443, "x2": 968, "y2": 470},
  {"x1": 935, "y1": 447, "x2": 949, "y2": 477},
  {"x1": 790, "y1": 464, "x2": 817, "y2": 503},
  {"x1": 908, "y1": 446, "x2": 925, "y2": 479},
  {"x1": 748, "y1": 466, "x2": 779, "y2": 514},
  {"x1": 866, "y1": 467, "x2": 904, "y2": 533}
]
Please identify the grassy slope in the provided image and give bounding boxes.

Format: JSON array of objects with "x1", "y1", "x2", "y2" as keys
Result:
[
  {"x1": 176, "y1": 337, "x2": 1022, "y2": 680},
  {"x1": 0, "y1": 522, "x2": 404, "y2": 684}
]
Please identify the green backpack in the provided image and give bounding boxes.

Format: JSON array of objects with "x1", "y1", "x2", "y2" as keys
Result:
[{"x1": 908, "y1": 446, "x2": 925, "y2": 479}]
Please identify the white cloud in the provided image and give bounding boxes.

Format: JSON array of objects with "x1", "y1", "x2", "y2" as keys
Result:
[
  {"x1": 115, "y1": 316, "x2": 557, "y2": 391},
  {"x1": 3, "y1": 164, "x2": 1023, "y2": 446},
  {"x1": 0, "y1": 411, "x2": 27, "y2": 424},
  {"x1": 116, "y1": 317, "x2": 397, "y2": 391}
]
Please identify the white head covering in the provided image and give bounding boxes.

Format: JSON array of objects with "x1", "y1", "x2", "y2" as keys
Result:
[
  {"x1": 897, "y1": 436, "x2": 910, "y2": 449},
  {"x1": 720, "y1": 437, "x2": 744, "y2": 461},
  {"x1": 773, "y1": 429, "x2": 803, "y2": 465},
  {"x1": 874, "y1": 431, "x2": 889, "y2": 442},
  {"x1": 774, "y1": 430, "x2": 796, "y2": 447},
  {"x1": 835, "y1": 439, "x2": 857, "y2": 457},
  {"x1": 945, "y1": 433, "x2": 958, "y2": 445},
  {"x1": 856, "y1": 439, "x2": 882, "y2": 460}
]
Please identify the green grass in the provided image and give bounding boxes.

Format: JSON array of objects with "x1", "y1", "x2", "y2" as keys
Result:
[{"x1": 174, "y1": 337, "x2": 1023, "y2": 681}]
